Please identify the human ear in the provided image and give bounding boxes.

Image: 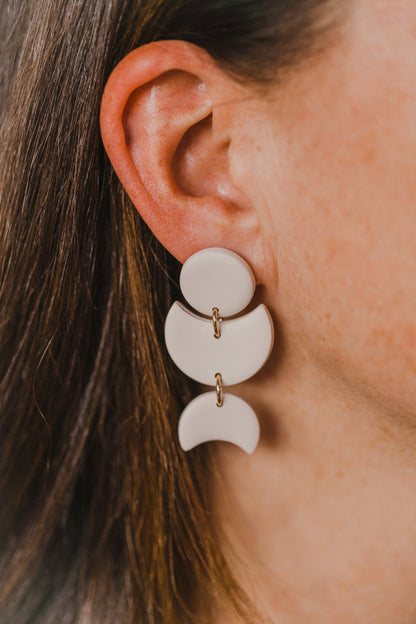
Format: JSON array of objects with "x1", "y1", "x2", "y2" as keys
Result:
[{"x1": 100, "y1": 40, "x2": 263, "y2": 277}]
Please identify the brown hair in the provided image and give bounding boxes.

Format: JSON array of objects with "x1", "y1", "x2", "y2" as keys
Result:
[{"x1": 0, "y1": 1, "x2": 344, "y2": 622}]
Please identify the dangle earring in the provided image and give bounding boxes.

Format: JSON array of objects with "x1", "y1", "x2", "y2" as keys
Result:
[{"x1": 164, "y1": 247, "x2": 274, "y2": 454}]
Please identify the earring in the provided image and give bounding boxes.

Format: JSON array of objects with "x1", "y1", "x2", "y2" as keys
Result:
[{"x1": 164, "y1": 247, "x2": 274, "y2": 454}]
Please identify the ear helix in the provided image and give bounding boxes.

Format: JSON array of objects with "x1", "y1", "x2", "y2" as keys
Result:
[{"x1": 164, "y1": 247, "x2": 274, "y2": 454}]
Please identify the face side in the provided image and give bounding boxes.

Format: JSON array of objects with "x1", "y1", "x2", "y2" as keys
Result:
[
  {"x1": 231, "y1": 0, "x2": 416, "y2": 419},
  {"x1": 210, "y1": 2, "x2": 416, "y2": 623}
]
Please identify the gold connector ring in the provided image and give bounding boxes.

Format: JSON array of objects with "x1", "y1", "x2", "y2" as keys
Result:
[
  {"x1": 215, "y1": 372, "x2": 223, "y2": 407},
  {"x1": 212, "y1": 307, "x2": 221, "y2": 339}
]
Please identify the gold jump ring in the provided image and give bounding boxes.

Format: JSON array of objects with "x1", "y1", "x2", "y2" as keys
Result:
[
  {"x1": 215, "y1": 372, "x2": 223, "y2": 407},
  {"x1": 212, "y1": 307, "x2": 221, "y2": 339}
]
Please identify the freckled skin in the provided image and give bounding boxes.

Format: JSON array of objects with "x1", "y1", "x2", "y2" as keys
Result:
[{"x1": 210, "y1": 2, "x2": 416, "y2": 623}]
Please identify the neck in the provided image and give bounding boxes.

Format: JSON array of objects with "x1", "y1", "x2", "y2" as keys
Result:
[{"x1": 209, "y1": 345, "x2": 416, "y2": 623}]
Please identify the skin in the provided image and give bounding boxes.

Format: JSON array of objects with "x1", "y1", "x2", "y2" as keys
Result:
[{"x1": 100, "y1": 1, "x2": 416, "y2": 621}]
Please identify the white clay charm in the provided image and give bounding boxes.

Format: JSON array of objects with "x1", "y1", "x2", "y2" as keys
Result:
[
  {"x1": 179, "y1": 247, "x2": 256, "y2": 316},
  {"x1": 164, "y1": 247, "x2": 274, "y2": 454},
  {"x1": 164, "y1": 302, "x2": 273, "y2": 385},
  {"x1": 178, "y1": 392, "x2": 260, "y2": 455}
]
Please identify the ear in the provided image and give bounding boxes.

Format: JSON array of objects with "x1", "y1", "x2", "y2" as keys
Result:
[{"x1": 100, "y1": 40, "x2": 263, "y2": 279}]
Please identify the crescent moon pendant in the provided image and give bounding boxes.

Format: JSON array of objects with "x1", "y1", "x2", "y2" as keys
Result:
[
  {"x1": 164, "y1": 302, "x2": 274, "y2": 385},
  {"x1": 178, "y1": 392, "x2": 260, "y2": 454}
]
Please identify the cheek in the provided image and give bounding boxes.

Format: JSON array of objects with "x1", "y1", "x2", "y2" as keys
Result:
[
  {"x1": 276, "y1": 144, "x2": 416, "y2": 418},
  {"x1": 282, "y1": 163, "x2": 416, "y2": 419},
  {"x1": 258, "y1": 21, "x2": 416, "y2": 417}
]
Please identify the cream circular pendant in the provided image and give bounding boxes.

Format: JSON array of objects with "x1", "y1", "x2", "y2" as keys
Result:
[
  {"x1": 164, "y1": 247, "x2": 274, "y2": 454},
  {"x1": 179, "y1": 247, "x2": 256, "y2": 316}
]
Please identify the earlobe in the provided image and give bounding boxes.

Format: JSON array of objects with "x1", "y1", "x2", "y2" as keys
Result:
[{"x1": 100, "y1": 40, "x2": 260, "y2": 267}]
